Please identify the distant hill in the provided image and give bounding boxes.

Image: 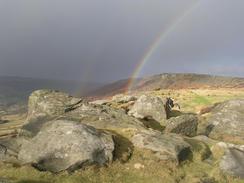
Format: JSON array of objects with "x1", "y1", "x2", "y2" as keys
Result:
[
  {"x1": 91, "y1": 73, "x2": 244, "y2": 97},
  {"x1": 0, "y1": 76, "x2": 103, "y2": 114},
  {"x1": 1, "y1": 73, "x2": 244, "y2": 114}
]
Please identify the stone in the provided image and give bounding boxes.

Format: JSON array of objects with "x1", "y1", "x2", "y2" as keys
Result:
[
  {"x1": 134, "y1": 163, "x2": 145, "y2": 169},
  {"x1": 0, "y1": 137, "x2": 22, "y2": 164},
  {"x1": 27, "y1": 90, "x2": 82, "y2": 121},
  {"x1": 64, "y1": 103, "x2": 146, "y2": 136},
  {"x1": 18, "y1": 120, "x2": 114, "y2": 173},
  {"x1": 128, "y1": 95, "x2": 167, "y2": 124},
  {"x1": 220, "y1": 147, "x2": 244, "y2": 179},
  {"x1": 165, "y1": 114, "x2": 198, "y2": 137},
  {"x1": 205, "y1": 99, "x2": 244, "y2": 144},
  {"x1": 131, "y1": 130, "x2": 191, "y2": 163},
  {"x1": 22, "y1": 90, "x2": 146, "y2": 138}
]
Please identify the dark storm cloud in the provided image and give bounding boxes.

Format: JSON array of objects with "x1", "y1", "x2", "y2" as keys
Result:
[
  {"x1": 0, "y1": 0, "x2": 243, "y2": 83},
  {"x1": 139, "y1": 0, "x2": 244, "y2": 77}
]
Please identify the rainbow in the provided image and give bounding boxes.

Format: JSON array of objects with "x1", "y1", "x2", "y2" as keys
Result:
[{"x1": 126, "y1": 1, "x2": 201, "y2": 93}]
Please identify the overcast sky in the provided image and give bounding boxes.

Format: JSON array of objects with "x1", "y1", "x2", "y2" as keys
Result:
[{"x1": 0, "y1": 0, "x2": 244, "y2": 83}]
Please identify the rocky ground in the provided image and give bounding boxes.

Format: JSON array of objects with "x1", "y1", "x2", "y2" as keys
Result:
[{"x1": 0, "y1": 88, "x2": 244, "y2": 183}]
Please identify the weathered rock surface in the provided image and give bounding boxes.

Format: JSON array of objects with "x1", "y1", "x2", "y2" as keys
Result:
[
  {"x1": 205, "y1": 99, "x2": 244, "y2": 144},
  {"x1": 128, "y1": 95, "x2": 167, "y2": 124},
  {"x1": 27, "y1": 90, "x2": 82, "y2": 121},
  {"x1": 18, "y1": 120, "x2": 114, "y2": 173},
  {"x1": 165, "y1": 114, "x2": 198, "y2": 137},
  {"x1": 22, "y1": 90, "x2": 146, "y2": 138},
  {"x1": 220, "y1": 147, "x2": 244, "y2": 179},
  {"x1": 0, "y1": 137, "x2": 23, "y2": 164},
  {"x1": 65, "y1": 103, "x2": 146, "y2": 135},
  {"x1": 131, "y1": 130, "x2": 191, "y2": 163}
]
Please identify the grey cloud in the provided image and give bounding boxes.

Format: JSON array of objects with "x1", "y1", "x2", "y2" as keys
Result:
[{"x1": 0, "y1": 0, "x2": 243, "y2": 82}]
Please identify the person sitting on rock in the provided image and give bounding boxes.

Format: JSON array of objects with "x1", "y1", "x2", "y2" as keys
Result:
[{"x1": 165, "y1": 97, "x2": 180, "y2": 119}]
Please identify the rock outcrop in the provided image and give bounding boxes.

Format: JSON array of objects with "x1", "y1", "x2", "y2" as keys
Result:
[
  {"x1": 27, "y1": 90, "x2": 82, "y2": 121},
  {"x1": 165, "y1": 114, "x2": 198, "y2": 137},
  {"x1": 18, "y1": 120, "x2": 114, "y2": 173},
  {"x1": 132, "y1": 130, "x2": 191, "y2": 163},
  {"x1": 22, "y1": 90, "x2": 146, "y2": 138},
  {"x1": 205, "y1": 99, "x2": 244, "y2": 144},
  {"x1": 65, "y1": 103, "x2": 146, "y2": 134},
  {"x1": 128, "y1": 95, "x2": 167, "y2": 124},
  {"x1": 0, "y1": 90, "x2": 147, "y2": 172},
  {"x1": 4, "y1": 88, "x2": 243, "y2": 182}
]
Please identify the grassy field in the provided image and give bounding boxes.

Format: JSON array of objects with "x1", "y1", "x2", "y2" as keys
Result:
[
  {"x1": 0, "y1": 89, "x2": 244, "y2": 183},
  {"x1": 149, "y1": 89, "x2": 244, "y2": 113}
]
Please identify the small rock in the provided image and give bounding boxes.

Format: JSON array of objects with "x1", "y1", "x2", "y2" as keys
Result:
[{"x1": 134, "y1": 163, "x2": 145, "y2": 170}]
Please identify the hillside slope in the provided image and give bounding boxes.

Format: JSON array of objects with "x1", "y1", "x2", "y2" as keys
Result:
[{"x1": 91, "y1": 73, "x2": 244, "y2": 97}]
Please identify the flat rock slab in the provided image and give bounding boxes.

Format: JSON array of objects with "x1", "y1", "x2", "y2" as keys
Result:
[{"x1": 132, "y1": 130, "x2": 191, "y2": 163}]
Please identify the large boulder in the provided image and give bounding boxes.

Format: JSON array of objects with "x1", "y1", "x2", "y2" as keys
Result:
[
  {"x1": 128, "y1": 95, "x2": 167, "y2": 124},
  {"x1": 18, "y1": 120, "x2": 114, "y2": 173},
  {"x1": 205, "y1": 99, "x2": 244, "y2": 144},
  {"x1": 27, "y1": 90, "x2": 82, "y2": 121},
  {"x1": 131, "y1": 130, "x2": 191, "y2": 163},
  {"x1": 165, "y1": 114, "x2": 198, "y2": 137}
]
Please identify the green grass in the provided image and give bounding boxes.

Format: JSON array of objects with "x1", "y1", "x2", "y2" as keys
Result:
[{"x1": 192, "y1": 95, "x2": 211, "y2": 105}]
